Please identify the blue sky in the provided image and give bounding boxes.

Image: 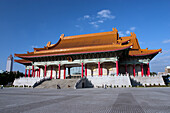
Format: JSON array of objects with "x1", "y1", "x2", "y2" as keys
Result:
[{"x1": 0, "y1": 0, "x2": 170, "y2": 73}]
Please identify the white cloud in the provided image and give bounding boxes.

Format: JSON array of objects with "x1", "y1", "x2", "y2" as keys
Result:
[
  {"x1": 84, "y1": 15, "x2": 90, "y2": 19},
  {"x1": 162, "y1": 39, "x2": 170, "y2": 43},
  {"x1": 89, "y1": 22, "x2": 99, "y2": 28},
  {"x1": 89, "y1": 22, "x2": 96, "y2": 25},
  {"x1": 97, "y1": 9, "x2": 115, "y2": 19},
  {"x1": 75, "y1": 25, "x2": 80, "y2": 27},
  {"x1": 31, "y1": 45, "x2": 38, "y2": 48},
  {"x1": 125, "y1": 30, "x2": 130, "y2": 34},
  {"x1": 118, "y1": 31, "x2": 125, "y2": 37},
  {"x1": 76, "y1": 9, "x2": 116, "y2": 28},
  {"x1": 75, "y1": 25, "x2": 83, "y2": 31},
  {"x1": 98, "y1": 20, "x2": 104, "y2": 23},
  {"x1": 93, "y1": 24, "x2": 99, "y2": 28},
  {"x1": 130, "y1": 27, "x2": 136, "y2": 31}
]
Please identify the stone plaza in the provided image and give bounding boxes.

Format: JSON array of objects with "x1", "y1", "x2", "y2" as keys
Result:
[{"x1": 0, "y1": 87, "x2": 170, "y2": 113}]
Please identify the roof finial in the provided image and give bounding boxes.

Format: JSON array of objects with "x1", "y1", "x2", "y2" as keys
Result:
[
  {"x1": 60, "y1": 34, "x2": 65, "y2": 40},
  {"x1": 112, "y1": 27, "x2": 118, "y2": 33},
  {"x1": 46, "y1": 41, "x2": 51, "y2": 47}
]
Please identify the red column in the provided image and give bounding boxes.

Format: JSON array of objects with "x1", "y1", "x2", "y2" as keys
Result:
[
  {"x1": 64, "y1": 65, "x2": 66, "y2": 79},
  {"x1": 25, "y1": 69, "x2": 27, "y2": 77},
  {"x1": 133, "y1": 64, "x2": 135, "y2": 77},
  {"x1": 125, "y1": 64, "x2": 127, "y2": 75},
  {"x1": 31, "y1": 65, "x2": 34, "y2": 77},
  {"x1": 81, "y1": 63, "x2": 84, "y2": 78},
  {"x1": 100, "y1": 64, "x2": 103, "y2": 76},
  {"x1": 58, "y1": 64, "x2": 61, "y2": 79},
  {"x1": 116, "y1": 61, "x2": 119, "y2": 76},
  {"x1": 44, "y1": 65, "x2": 47, "y2": 77},
  {"x1": 28, "y1": 69, "x2": 30, "y2": 77},
  {"x1": 98, "y1": 62, "x2": 100, "y2": 76},
  {"x1": 85, "y1": 64, "x2": 87, "y2": 77},
  {"x1": 147, "y1": 63, "x2": 150, "y2": 76},
  {"x1": 141, "y1": 64, "x2": 144, "y2": 77},
  {"x1": 39, "y1": 68, "x2": 40, "y2": 77},
  {"x1": 33, "y1": 69, "x2": 35, "y2": 77},
  {"x1": 50, "y1": 66, "x2": 53, "y2": 79}
]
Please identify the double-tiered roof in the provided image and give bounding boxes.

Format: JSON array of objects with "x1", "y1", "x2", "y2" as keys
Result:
[{"x1": 15, "y1": 28, "x2": 161, "y2": 65}]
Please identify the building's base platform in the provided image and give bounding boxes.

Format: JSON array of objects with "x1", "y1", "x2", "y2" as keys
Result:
[
  {"x1": 87, "y1": 75, "x2": 132, "y2": 88},
  {"x1": 13, "y1": 75, "x2": 166, "y2": 89},
  {"x1": 130, "y1": 76, "x2": 165, "y2": 86}
]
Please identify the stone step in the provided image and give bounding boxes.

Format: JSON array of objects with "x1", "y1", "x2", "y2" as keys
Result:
[{"x1": 35, "y1": 79, "x2": 79, "y2": 89}]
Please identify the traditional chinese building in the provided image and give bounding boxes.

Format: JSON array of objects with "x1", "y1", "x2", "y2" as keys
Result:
[{"x1": 14, "y1": 28, "x2": 161, "y2": 79}]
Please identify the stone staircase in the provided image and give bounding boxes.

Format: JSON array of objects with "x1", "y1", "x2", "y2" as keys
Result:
[
  {"x1": 35, "y1": 79, "x2": 79, "y2": 89},
  {"x1": 87, "y1": 75, "x2": 132, "y2": 88},
  {"x1": 130, "y1": 75, "x2": 165, "y2": 86}
]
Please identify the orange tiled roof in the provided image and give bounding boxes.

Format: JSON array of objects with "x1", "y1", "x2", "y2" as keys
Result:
[
  {"x1": 14, "y1": 59, "x2": 32, "y2": 65},
  {"x1": 14, "y1": 28, "x2": 161, "y2": 58},
  {"x1": 129, "y1": 48, "x2": 162, "y2": 56}
]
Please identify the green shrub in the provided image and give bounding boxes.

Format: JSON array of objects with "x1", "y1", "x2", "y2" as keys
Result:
[{"x1": 0, "y1": 71, "x2": 24, "y2": 86}]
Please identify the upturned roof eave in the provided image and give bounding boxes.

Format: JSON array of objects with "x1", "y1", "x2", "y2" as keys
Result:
[
  {"x1": 14, "y1": 59, "x2": 32, "y2": 65},
  {"x1": 129, "y1": 49, "x2": 162, "y2": 56},
  {"x1": 16, "y1": 44, "x2": 132, "y2": 58}
]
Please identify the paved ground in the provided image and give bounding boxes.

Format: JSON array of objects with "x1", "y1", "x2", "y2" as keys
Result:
[{"x1": 0, "y1": 87, "x2": 170, "y2": 113}]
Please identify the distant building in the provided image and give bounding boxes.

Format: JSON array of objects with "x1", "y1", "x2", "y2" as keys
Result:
[
  {"x1": 165, "y1": 66, "x2": 170, "y2": 73},
  {"x1": 6, "y1": 54, "x2": 13, "y2": 72},
  {"x1": 158, "y1": 66, "x2": 170, "y2": 76}
]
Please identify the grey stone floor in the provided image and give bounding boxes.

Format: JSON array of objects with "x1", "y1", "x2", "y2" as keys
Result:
[{"x1": 0, "y1": 87, "x2": 170, "y2": 113}]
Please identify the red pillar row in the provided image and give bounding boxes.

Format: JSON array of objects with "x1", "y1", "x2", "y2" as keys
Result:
[
  {"x1": 100, "y1": 64, "x2": 102, "y2": 76},
  {"x1": 58, "y1": 64, "x2": 61, "y2": 79},
  {"x1": 141, "y1": 64, "x2": 144, "y2": 77},
  {"x1": 85, "y1": 64, "x2": 87, "y2": 77},
  {"x1": 133, "y1": 64, "x2": 135, "y2": 77},
  {"x1": 50, "y1": 66, "x2": 53, "y2": 79},
  {"x1": 147, "y1": 63, "x2": 150, "y2": 76},
  {"x1": 116, "y1": 61, "x2": 119, "y2": 76},
  {"x1": 98, "y1": 62, "x2": 100, "y2": 76},
  {"x1": 25, "y1": 69, "x2": 27, "y2": 77},
  {"x1": 28, "y1": 69, "x2": 30, "y2": 77},
  {"x1": 81, "y1": 63, "x2": 84, "y2": 78},
  {"x1": 44, "y1": 65, "x2": 47, "y2": 77}
]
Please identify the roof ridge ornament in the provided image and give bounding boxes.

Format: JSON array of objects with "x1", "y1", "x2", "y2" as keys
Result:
[
  {"x1": 46, "y1": 41, "x2": 51, "y2": 47},
  {"x1": 60, "y1": 34, "x2": 65, "y2": 40},
  {"x1": 112, "y1": 27, "x2": 118, "y2": 33},
  {"x1": 130, "y1": 32, "x2": 136, "y2": 38}
]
